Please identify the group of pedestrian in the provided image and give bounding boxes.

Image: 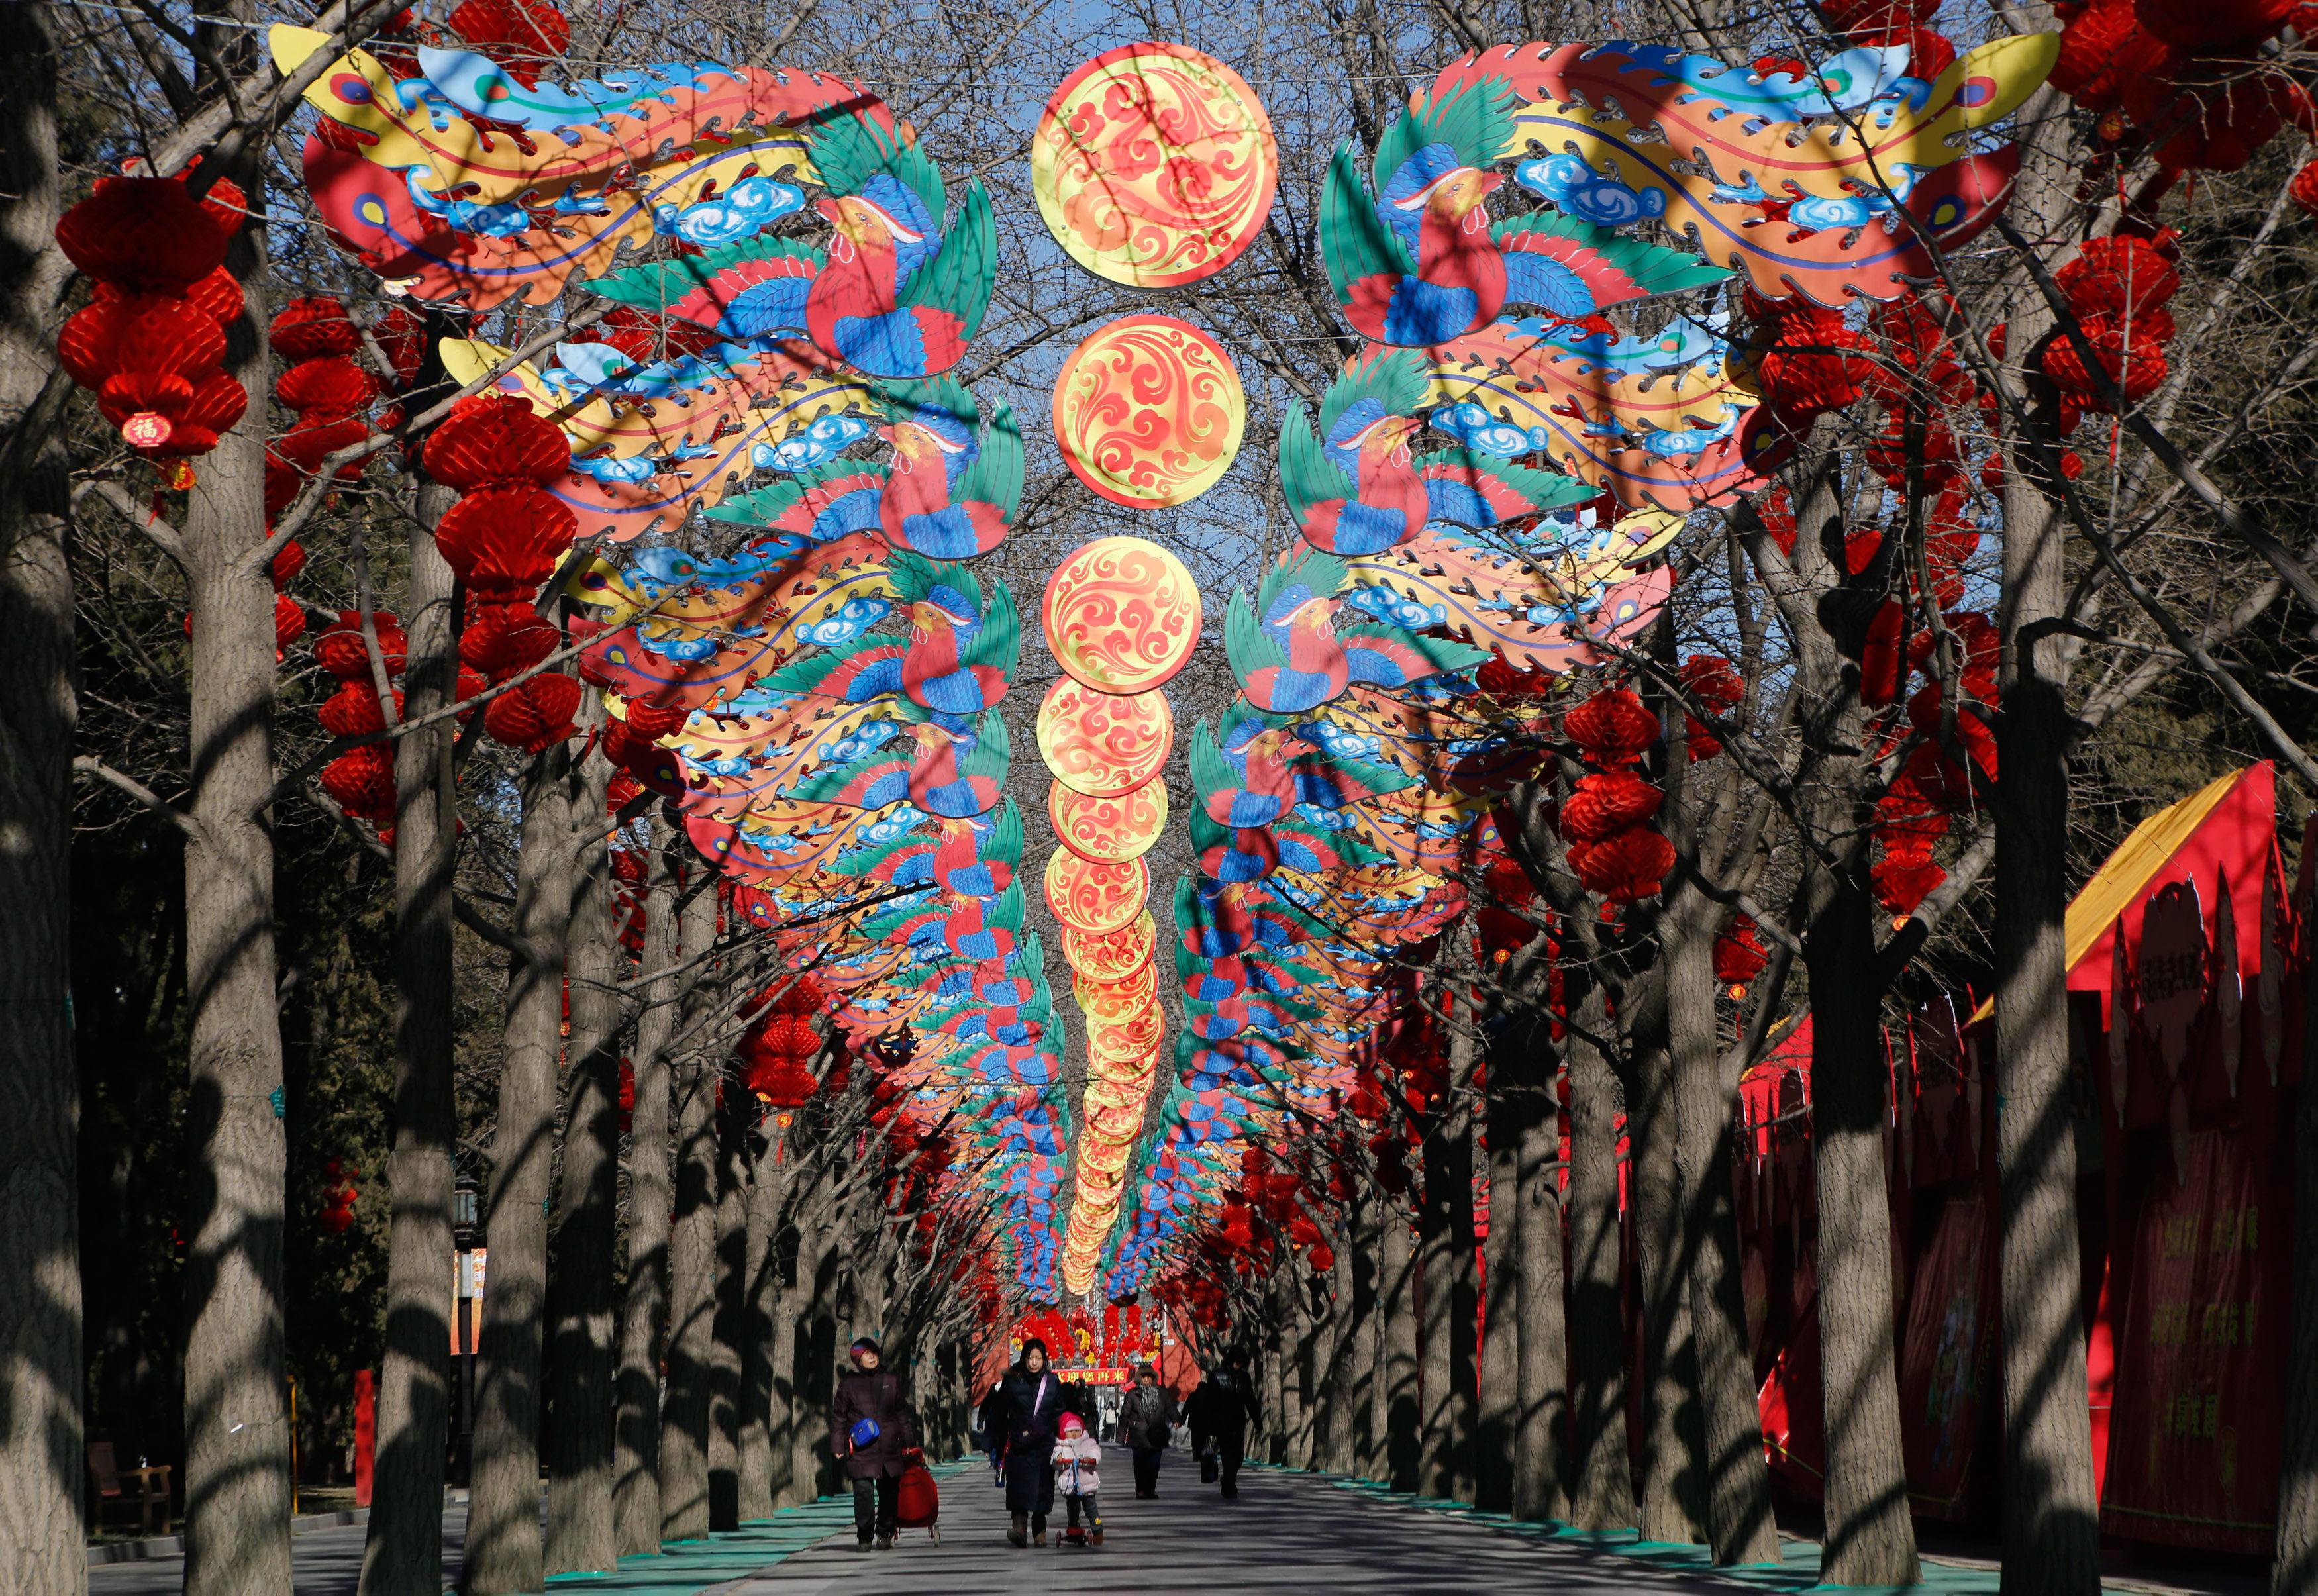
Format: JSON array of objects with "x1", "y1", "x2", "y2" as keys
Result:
[{"x1": 833, "y1": 1330, "x2": 1266, "y2": 1555}]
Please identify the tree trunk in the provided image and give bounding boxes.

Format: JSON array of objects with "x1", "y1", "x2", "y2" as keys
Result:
[
  {"x1": 707, "y1": 1091, "x2": 748, "y2": 1529},
  {"x1": 1419, "y1": 981, "x2": 1479, "y2": 1501},
  {"x1": 1995, "y1": 77, "x2": 2102, "y2": 1596},
  {"x1": 1666, "y1": 887, "x2": 1780, "y2": 1563},
  {"x1": 1263, "y1": 1272, "x2": 1289, "y2": 1465},
  {"x1": 179, "y1": 150, "x2": 293, "y2": 1596},
  {"x1": 612, "y1": 822, "x2": 680, "y2": 1555},
  {"x1": 464, "y1": 742, "x2": 573, "y2": 1594},
  {"x1": 545, "y1": 719, "x2": 619, "y2": 1575},
  {"x1": 0, "y1": 11, "x2": 83, "y2": 1585},
  {"x1": 1631, "y1": 1034, "x2": 1707, "y2": 1544},
  {"x1": 1346, "y1": 1185, "x2": 1382, "y2": 1480},
  {"x1": 1565, "y1": 985, "x2": 1637, "y2": 1530},
  {"x1": 737, "y1": 1123, "x2": 784, "y2": 1521},
  {"x1": 787, "y1": 1213, "x2": 836, "y2": 1502},
  {"x1": 2277, "y1": 926, "x2": 2318, "y2": 1596},
  {"x1": 1323, "y1": 1204, "x2": 1361, "y2": 1475},
  {"x1": 764, "y1": 1223, "x2": 804, "y2": 1507},
  {"x1": 1476, "y1": 1058, "x2": 1520, "y2": 1513},
  {"x1": 361, "y1": 472, "x2": 461, "y2": 1596},
  {"x1": 1512, "y1": 1038, "x2": 1571, "y2": 1524},
  {"x1": 1780, "y1": 449, "x2": 1920, "y2": 1587},
  {"x1": 1381, "y1": 1183, "x2": 1421, "y2": 1491},
  {"x1": 660, "y1": 884, "x2": 721, "y2": 1540}
]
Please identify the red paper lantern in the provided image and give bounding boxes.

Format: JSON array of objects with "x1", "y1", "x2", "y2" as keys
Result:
[
  {"x1": 423, "y1": 395, "x2": 571, "y2": 490},
  {"x1": 56, "y1": 177, "x2": 226, "y2": 293},
  {"x1": 321, "y1": 745, "x2": 397, "y2": 821},
  {"x1": 432, "y1": 485, "x2": 578, "y2": 594},
  {"x1": 1574, "y1": 825, "x2": 1675, "y2": 903},
  {"x1": 445, "y1": 0, "x2": 571, "y2": 87},
  {"x1": 1564, "y1": 686, "x2": 1658, "y2": 764},
  {"x1": 2041, "y1": 317, "x2": 2168, "y2": 408},
  {"x1": 271, "y1": 538, "x2": 307, "y2": 591},
  {"x1": 274, "y1": 594, "x2": 309, "y2": 651},
  {"x1": 184, "y1": 266, "x2": 244, "y2": 327},
  {"x1": 2133, "y1": 0, "x2": 2292, "y2": 50},
  {"x1": 1713, "y1": 918, "x2": 1768, "y2": 987},
  {"x1": 372, "y1": 306, "x2": 427, "y2": 385},
  {"x1": 276, "y1": 356, "x2": 378, "y2": 417},
  {"x1": 1750, "y1": 305, "x2": 1872, "y2": 417},
  {"x1": 270, "y1": 297, "x2": 362, "y2": 361},
  {"x1": 318, "y1": 680, "x2": 403, "y2": 737},
  {"x1": 1560, "y1": 769, "x2": 1664, "y2": 843},
  {"x1": 312, "y1": 611, "x2": 409, "y2": 680},
  {"x1": 481, "y1": 672, "x2": 581, "y2": 753}
]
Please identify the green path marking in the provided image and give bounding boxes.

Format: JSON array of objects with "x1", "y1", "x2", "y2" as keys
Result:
[{"x1": 534, "y1": 1460, "x2": 976, "y2": 1595}]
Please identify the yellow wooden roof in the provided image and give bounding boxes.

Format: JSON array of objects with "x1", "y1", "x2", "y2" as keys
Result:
[{"x1": 1967, "y1": 764, "x2": 2251, "y2": 1026}]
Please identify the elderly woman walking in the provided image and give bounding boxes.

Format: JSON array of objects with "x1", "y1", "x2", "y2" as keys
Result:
[
  {"x1": 830, "y1": 1336, "x2": 917, "y2": 1550},
  {"x1": 995, "y1": 1336, "x2": 1066, "y2": 1546}
]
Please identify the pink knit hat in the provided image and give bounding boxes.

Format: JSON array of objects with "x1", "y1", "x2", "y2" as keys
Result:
[{"x1": 1060, "y1": 1413, "x2": 1086, "y2": 1438}]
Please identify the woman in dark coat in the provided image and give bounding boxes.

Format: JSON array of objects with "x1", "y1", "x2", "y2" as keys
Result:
[
  {"x1": 995, "y1": 1337, "x2": 1066, "y2": 1546},
  {"x1": 831, "y1": 1336, "x2": 917, "y2": 1550}
]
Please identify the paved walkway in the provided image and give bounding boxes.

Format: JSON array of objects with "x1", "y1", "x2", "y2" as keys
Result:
[
  {"x1": 81, "y1": 1453, "x2": 2263, "y2": 1595},
  {"x1": 724, "y1": 1450, "x2": 1772, "y2": 1595}
]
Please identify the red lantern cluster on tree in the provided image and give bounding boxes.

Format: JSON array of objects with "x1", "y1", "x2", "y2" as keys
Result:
[
  {"x1": 1867, "y1": 613, "x2": 2002, "y2": 917},
  {"x1": 425, "y1": 395, "x2": 583, "y2": 754},
  {"x1": 315, "y1": 611, "x2": 409, "y2": 823},
  {"x1": 1679, "y1": 655, "x2": 1743, "y2": 760},
  {"x1": 2039, "y1": 232, "x2": 2182, "y2": 415},
  {"x1": 1713, "y1": 915, "x2": 1768, "y2": 997},
  {"x1": 321, "y1": 1157, "x2": 359, "y2": 1234},
  {"x1": 1744, "y1": 288, "x2": 1872, "y2": 424},
  {"x1": 2052, "y1": 0, "x2": 2312, "y2": 173},
  {"x1": 55, "y1": 174, "x2": 249, "y2": 483},
  {"x1": 599, "y1": 695, "x2": 689, "y2": 797},
  {"x1": 740, "y1": 978, "x2": 827, "y2": 1109},
  {"x1": 1560, "y1": 685, "x2": 1674, "y2": 903}
]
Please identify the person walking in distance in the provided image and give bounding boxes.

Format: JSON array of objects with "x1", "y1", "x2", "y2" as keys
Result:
[
  {"x1": 1186, "y1": 1347, "x2": 1260, "y2": 1499},
  {"x1": 997, "y1": 1336, "x2": 1065, "y2": 1546},
  {"x1": 830, "y1": 1336, "x2": 917, "y2": 1550},
  {"x1": 1117, "y1": 1362, "x2": 1178, "y2": 1499},
  {"x1": 1051, "y1": 1411, "x2": 1103, "y2": 1546}
]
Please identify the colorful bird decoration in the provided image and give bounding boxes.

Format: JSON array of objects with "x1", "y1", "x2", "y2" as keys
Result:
[
  {"x1": 1319, "y1": 74, "x2": 1727, "y2": 347},
  {"x1": 711, "y1": 379, "x2": 1023, "y2": 560},
  {"x1": 803, "y1": 105, "x2": 997, "y2": 379},
  {"x1": 1225, "y1": 546, "x2": 1491, "y2": 714},
  {"x1": 1280, "y1": 346, "x2": 1597, "y2": 554}
]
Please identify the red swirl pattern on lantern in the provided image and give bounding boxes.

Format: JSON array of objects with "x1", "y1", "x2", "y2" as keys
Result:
[
  {"x1": 1032, "y1": 44, "x2": 1278, "y2": 289},
  {"x1": 1052, "y1": 315, "x2": 1245, "y2": 507},
  {"x1": 1041, "y1": 536, "x2": 1203, "y2": 693},
  {"x1": 1036, "y1": 679, "x2": 1174, "y2": 796},
  {"x1": 1048, "y1": 780, "x2": 1168, "y2": 862},
  {"x1": 1044, "y1": 848, "x2": 1150, "y2": 934},
  {"x1": 1062, "y1": 913, "x2": 1158, "y2": 982}
]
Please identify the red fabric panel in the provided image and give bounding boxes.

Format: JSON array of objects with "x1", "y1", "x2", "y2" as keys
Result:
[
  {"x1": 1897, "y1": 1191, "x2": 1997, "y2": 1519},
  {"x1": 2099, "y1": 1126, "x2": 2290, "y2": 1554},
  {"x1": 1758, "y1": 1248, "x2": 1825, "y2": 1501}
]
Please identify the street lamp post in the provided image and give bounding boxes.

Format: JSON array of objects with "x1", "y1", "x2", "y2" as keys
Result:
[{"x1": 453, "y1": 1175, "x2": 479, "y2": 1488}]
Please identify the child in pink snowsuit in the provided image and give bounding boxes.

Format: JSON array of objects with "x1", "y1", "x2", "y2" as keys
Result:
[{"x1": 1050, "y1": 1412, "x2": 1103, "y2": 1545}]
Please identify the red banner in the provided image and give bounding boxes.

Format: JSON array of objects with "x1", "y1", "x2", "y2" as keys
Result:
[
  {"x1": 2100, "y1": 1126, "x2": 2290, "y2": 1556},
  {"x1": 1897, "y1": 1191, "x2": 1997, "y2": 1519}
]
